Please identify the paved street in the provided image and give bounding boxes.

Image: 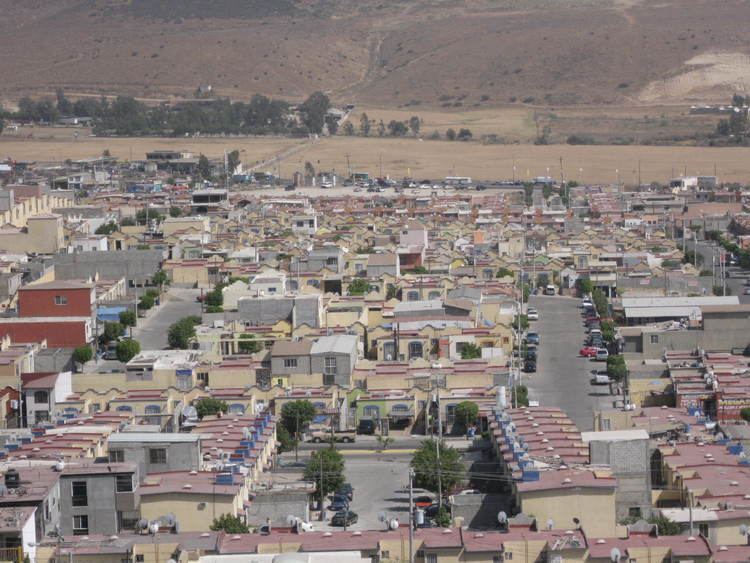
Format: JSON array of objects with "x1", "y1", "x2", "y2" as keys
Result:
[
  {"x1": 524, "y1": 295, "x2": 616, "y2": 431},
  {"x1": 691, "y1": 240, "x2": 750, "y2": 303},
  {"x1": 132, "y1": 287, "x2": 202, "y2": 349}
]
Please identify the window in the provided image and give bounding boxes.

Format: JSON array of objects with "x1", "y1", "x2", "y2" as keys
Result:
[
  {"x1": 699, "y1": 523, "x2": 709, "y2": 537},
  {"x1": 324, "y1": 356, "x2": 337, "y2": 375},
  {"x1": 628, "y1": 507, "x2": 642, "y2": 519},
  {"x1": 408, "y1": 341, "x2": 423, "y2": 360},
  {"x1": 149, "y1": 448, "x2": 167, "y2": 464},
  {"x1": 407, "y1": 290, "x2": 419, "y2": 301},
  {"x1": 284, "y1": 358, "x2": 298, "y2": 369},
  {"x1": 355, "y1": 263, "x2": 364, "y2": 273},
  {"x1": 73, "y1": 515, "x2": 89, "y2": 536},
  {"x1": 72, "y1": 481, "x2": 88, "y2": 507},
  {"x1": 109, "y1": 450, "x2": 124, "y2": 463},
  {"x1": 33, "y1": 390, "x2": 49, "y2": 404},
  {"x1": 326, "y1": 257, "x2": 338, "y2": 266},
  {"x1": 116, "y1": 475, "x2": 133, "y2": 493},
  {"x1": 34, "y1": 410, "x2": 49, "y2": 424},
  {"x1": 650, "y1": 334, "x2": 659, "y2": 344},
  {"x1": 54, "y1": 295, "x2": 68, "y2": 305},
  {"x1": 425, "y1": 555, "x2": 438, "y2": 563}
]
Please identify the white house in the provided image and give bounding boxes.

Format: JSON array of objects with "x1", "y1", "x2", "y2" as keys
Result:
[{"x1": 21, "y1": 371, "x2": 73, "y2": 425}]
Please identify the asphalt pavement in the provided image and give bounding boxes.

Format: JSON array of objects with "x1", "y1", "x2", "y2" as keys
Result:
[
  {"x1": 132, "y1": 287, "x2": 202, "y2": 349},
  {"x1": 691, "y1": 240, "x2": 750, "y2": 303},
  {"x1": 524, "y1": 295, "x2": 617, "y2": 431}
]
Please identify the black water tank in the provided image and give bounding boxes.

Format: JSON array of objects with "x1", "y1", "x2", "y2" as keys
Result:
[{"x1": 5, "y1": 469, "x2": 19, "y2": 489}]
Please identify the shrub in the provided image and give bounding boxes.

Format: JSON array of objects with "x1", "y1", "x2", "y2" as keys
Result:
[
  {"x1": 196, "y1": 398, "x2": 228, "y2": 418},
  {"x1": 119, "y1": 310, "x2": 136, "y2": 327}
]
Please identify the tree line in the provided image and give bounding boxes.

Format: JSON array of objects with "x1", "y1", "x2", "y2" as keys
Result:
[{"x1": 2, "y1": 89, "x2": 333, "y2": 137}]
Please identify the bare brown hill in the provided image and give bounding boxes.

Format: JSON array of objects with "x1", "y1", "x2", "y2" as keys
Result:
[{"x1": 2, "y1": 0, "x2": 750, "y2": 108}]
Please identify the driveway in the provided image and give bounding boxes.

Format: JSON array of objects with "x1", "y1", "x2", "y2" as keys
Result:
[{"x1": 524, "y1": 295, "x2": 617, "y2": 431}]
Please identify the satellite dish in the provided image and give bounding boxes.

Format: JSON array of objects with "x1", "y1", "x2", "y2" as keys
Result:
[
  {"x1": 148, "y1": 522, "x2": 160, "y2": 535},
  {"x1": 163, "y1": 514, "x2": 176, "y2": 527},
  {"x1": 137, "y1": 519, "x2": 149, "y2": 531},
  {"x1": 389, "y1": 518, "x2": 399, "y2": 530},
  {"x1": 378, "y1": 512, "x2": 387, "y2": 523},
  {"x1": 497, "y1": 511, "x2": 508, "y2": 524},
  {"x1": 610, "y1": 547, "x2": 622, "y2": 562},
  {"x1": 740, "y1": 524, "x2": 749, "y2": 536},
  {"x1": 182, "y1": 406, "x2": 198, "y2": 420}
]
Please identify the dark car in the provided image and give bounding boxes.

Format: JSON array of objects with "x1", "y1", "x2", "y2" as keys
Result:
[
  {"x1": 424, "y1": 502, "x2": 449, "y2": 518},
  {"x1": 525, "y1": 347, "x2": 538, "y2": 361},
  {"x1": 523, "y1": 359, "x2": 537, "y2": 373},
  {"x1": 336, "y1": 483, "x2": 354, "y2": 501},
  {"x1": 525, "y1": 332, "x2": 540, "y2": 346},
  {"x1": 357, "y1": 419, "x2": 376, "y2": 435},
  {"x1": 328, "y1": 495, "x2": 349, "y2": 511},
  {"x1": 331, "y1": 510, "x2": 358, "y2": 527}
]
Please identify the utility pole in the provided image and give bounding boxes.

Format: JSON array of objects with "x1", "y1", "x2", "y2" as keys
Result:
[{"x1": 408, "y1": 469, "x2": 414, "y2": 563}]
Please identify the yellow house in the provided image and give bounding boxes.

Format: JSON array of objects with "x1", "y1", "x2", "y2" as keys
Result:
[{"x1": 516, "y1": 469, "x2": 618, "y2": 538}]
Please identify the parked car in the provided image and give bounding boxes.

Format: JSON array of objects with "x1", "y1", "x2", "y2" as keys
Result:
[
  {"x1": 523, "y1": 359, "x2": 537, "y2": 373},
  {"x1": 336, "y1": 483, "x2": 354, "y2": 501},
  {"x1": 525, "y1": 346, "x2": 538, "y2": 361},
  {"x1": 414, "y1": 495, "x2": 435, "y2": 509},
  {"x1": 526, "y1": 308, "x2": 539, "y2": 321},
  {"x1": 328, "y1": 495, "x2": 349, "y2": 512},
  {"x1": 579, "y1": 346, "x2": 598, "y2": 358},
  {"x1": 525, "y1": 332, "x2": 540, "y2": 345},
  {"x1": 331, "y1": 511, "x2": 358, "y2": 527},
  {"x1": 591, "y1": 371, "x2": 612, "y2": 385},
  {"x1": 357, "y1": 419, "x2": 376, "y2": 435},
  {"x1": 424, "y1": 502, "x2": 449, "y2": 518},
  {"x1": 544, "y1": 284, "x2": 556, "y2": 296},
  {"x1": 595, "y1": 348, "x2": 609, "y2": 361},
  {"x1": 744, "y1": 287, "x2": 750, "y2": 295}
]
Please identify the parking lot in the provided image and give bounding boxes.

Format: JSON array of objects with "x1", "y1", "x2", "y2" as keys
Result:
[{"x1": 525, "y1": 295, "x2": 617, "y2": 431}]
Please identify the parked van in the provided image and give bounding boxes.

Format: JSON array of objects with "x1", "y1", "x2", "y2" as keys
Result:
[{"x1": 544, "y1": 285, "x2": 556, "y2": 296}]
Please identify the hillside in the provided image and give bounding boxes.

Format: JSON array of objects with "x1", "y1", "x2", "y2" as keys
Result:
[{"x1": 2, "y1": 0, "x2": 750, "y2": 108}]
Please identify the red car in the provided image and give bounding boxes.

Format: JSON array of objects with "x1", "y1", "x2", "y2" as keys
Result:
[{"x1": 579, "y1": 346, "x2": 599, "y2": 357}]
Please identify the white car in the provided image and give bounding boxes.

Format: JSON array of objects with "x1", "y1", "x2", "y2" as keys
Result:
[{"x1": 527, "y1": 308, "x2": 539, "y2": 321}]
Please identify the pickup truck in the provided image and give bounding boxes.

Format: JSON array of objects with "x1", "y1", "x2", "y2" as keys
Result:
[{"x1": 307, "y1": 429, "x2": 356, "y2": 443}]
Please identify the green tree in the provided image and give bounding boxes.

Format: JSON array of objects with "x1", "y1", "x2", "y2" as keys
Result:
[
  {"x1": 457, "y1": 128, "x2": 473, "y2": 141},
  {"x1": 408, "y1": 116, "x2": 421, "y2": 136},
  {"x1": 460, "y1": 343, "x2": 482, "y2": 360},
  {"x1": 138, "y1": 293, "x2": 155, "y2": 311},
  {"x1": 496, "y1": 267, "x2": 513, "y2": 279},
  {"x1": 197, "y1": 154, "x2": 211, "y2": 180},
  {"x1": 281, "y1": 400, "x2": 317, "y2": 438},
  {"x1": 100, "y1": 322, "x2": 124, "y2": 344},
  {"x1": 276, "y1": 424, "x2": 297, "y2": 453},
  {"x1": 169, "y1": 206, "x2": 182, "y2": 218},
  {"x1": 120, "y1": 217, "x2": 136, "y2": 227},
  {"x1": 359, "y1": 112, "x2": 370, "y2": 136},
  {"x1": 348, "y1": 278, "x2": 371, "y2": 296},
  {"x1": 514, "y1": 314, "x2": 529, "y2": 332},
  {"x1": 304, "y1": 447, "x2": 345, "y2": 502},
  {"x1": 536, "y1": 273, "x2": 549, "y2": 288},
  {"x1": 516, "y1": 385, "x2": 529, "y2": 407},
  {"x1": 168, "y1": 316, "x2": 201, "y2": 349},
  {"x1": 385, "y1": 284, "x2": 398, "y2": 300},
  {"x1": 72, "y1": 346, "x2": 93, "y2": 365},
  {"x1": 300, "y1": 91, "x2": 330, "y2": 134},
  {"x1": 411, "y1": 439, "x2": 465, "y2": 498},
  {"x1": 95, "y1": 222, "x2": 118, "y2": 235},
  {"x1": 647, "y1": 514, "x2": 681, "y2": 536},
  {"x1": 446, "y1": 128, "x2": 457, "y2": 141},
  {"x1": 453, "y1": 401, "x2": 479, "y2": 432},
  {"x1": 343, "y1": 121, "x2": 355, "y2": 136},
  {"x1": 577, "y1": 278, "x2": 594, "y2": 296},
  {"x1": 325, "y1": 114, "x2": 339, "y2": 135},
  {"x1": 600, "y1": 320, "x2": 615, "y2": 344},
  {"x1": 195, "y1": 398, "x2": 228, "y2": 418},
  {"x1": 740, "y1": 408, "x2": 750, "y2": 422},
  {"x1": 210, "y1": 514, "x2": 249, "y2": 533},
  {"x1": 591, "y1": 288, "x2": 609, "y2": 317},
  {"x1": 116, "y1": 339, "x2": 140, "y2": 363},
  {"x1": 226, "y1": 149, "x2": 240, "y2": 175},
  {"x1": 152, "y1": 270, "x2": 169, "y2": 287},
  {"x1": 606, "y1": 355, "x2": 628, "y2": 382},
  {"x1": 377, "y1": 119, "x2": 386, "y2": 137},
  {"x1": 135, "y1": 209, "x2": 164, "y2": 225},
  {"x1": 119, "y1": 310, "x2": 136, "y2": 327},
  {"x1": 238, "y1": 333, "x2": 261, "y2": 354}
]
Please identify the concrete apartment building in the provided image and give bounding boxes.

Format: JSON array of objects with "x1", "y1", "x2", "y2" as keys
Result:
[
  {"x1": 310, "y1": 334, "x2": 358, "y2": 386},
  {"x1": 21, "y1": 371, "x2": 73, "y2": 425},
  {"x1": 107, "y1": 433, "x2": 202, "y2": 483}
]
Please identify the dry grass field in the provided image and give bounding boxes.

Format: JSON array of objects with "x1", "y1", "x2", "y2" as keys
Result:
[{"x1": 4, "y1": 131, "x2": 748, "y2": 185}]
